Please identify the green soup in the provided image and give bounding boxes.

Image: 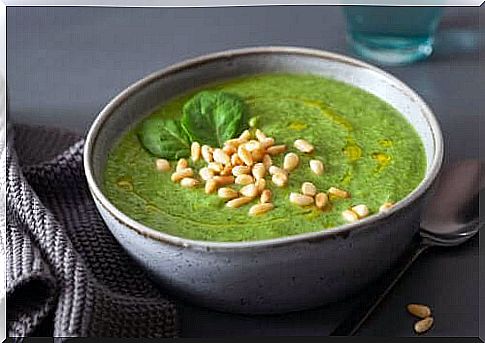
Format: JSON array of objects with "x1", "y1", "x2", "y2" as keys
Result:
[{"x1": 103, "y1": 73, "x2": 426, "y2": 242}]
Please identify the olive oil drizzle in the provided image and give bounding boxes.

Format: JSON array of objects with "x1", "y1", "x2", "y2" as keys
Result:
[
  {"x1": 116, "y1": 176, "x2": 312, "y2": 228},
  {"x1": 246, "y1": 96, "x2": 367, "y2": 184},
  {"x1": 372, "y1": 152, "x2": 392, "y2": 173},
  {"x1": 245, "y1": 96, "x2": 353, "y2": 131}
]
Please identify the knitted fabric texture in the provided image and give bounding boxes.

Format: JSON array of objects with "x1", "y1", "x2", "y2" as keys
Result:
[{"x1": 3, "y1": 125, "x2": 178, "y2": 337}]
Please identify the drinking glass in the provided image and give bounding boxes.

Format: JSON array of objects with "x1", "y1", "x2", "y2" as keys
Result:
[{"x1": 343, "y1": 6, "x2": 443, "y2": 65}]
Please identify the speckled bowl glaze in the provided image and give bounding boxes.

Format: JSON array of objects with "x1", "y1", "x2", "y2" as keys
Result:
[{"x1": 84, "y1": 47, "x2": 443, "y2": 314}]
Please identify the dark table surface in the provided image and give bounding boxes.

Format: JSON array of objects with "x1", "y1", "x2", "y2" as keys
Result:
[{"x1": 7, "y1": 6, "x2": 483, "y2": 337}]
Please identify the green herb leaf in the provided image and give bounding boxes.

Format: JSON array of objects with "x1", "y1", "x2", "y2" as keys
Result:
[
  {"x1": 138, "y1": 117, "x2": 191, "y2": 159},
  {"x1": 181, "y1": 91, "x2": 248, "y2": 147}
]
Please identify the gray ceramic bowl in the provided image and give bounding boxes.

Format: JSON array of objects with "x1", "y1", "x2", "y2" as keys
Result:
[{"x1": 84, "y1": 47, "x2": 443, "y2": 314}]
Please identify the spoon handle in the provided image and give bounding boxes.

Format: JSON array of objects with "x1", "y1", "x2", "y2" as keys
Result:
[{"x1": 330, "y1": 240, "x2": 429, "y2": 336}]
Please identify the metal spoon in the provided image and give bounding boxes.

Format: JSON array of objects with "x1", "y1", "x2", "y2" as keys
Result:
[{"x1": 331, "y1": 160, "x2": 483, "y2": 336}]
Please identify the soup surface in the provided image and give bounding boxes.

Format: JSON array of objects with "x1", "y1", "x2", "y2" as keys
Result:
[{"x1": 104, "y1": 73, "x2": 426, "y2": 242}]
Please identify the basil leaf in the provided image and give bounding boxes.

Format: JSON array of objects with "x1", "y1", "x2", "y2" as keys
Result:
[
  {"x1": 181, "y1": 91, "x2": 248, "y2": 147},
  {"x1": 138, "y1": 117, "x2": 191, "y2": 159}
]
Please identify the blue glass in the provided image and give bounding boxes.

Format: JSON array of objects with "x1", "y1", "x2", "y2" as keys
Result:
[{"x1": 343, "y1": 6, "x2": 443, "y2": 65}]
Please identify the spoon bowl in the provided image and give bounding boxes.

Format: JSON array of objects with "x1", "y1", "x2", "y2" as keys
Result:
[{"x1": 420, "y1": 160, "x2": 483, "y2": 246}]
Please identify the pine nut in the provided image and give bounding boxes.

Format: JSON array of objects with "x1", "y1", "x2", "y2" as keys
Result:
[
  {"x1": 294, "y1": 139, "x2": 314, "y2": 153},
  {"x1": 328, "y1": 186, "x2": 350, "y2": 198},
  {"x1": 269, "y1": 166, "x2": 287, "y2": 176},
  {"x1": 205, "y1": 179, "x2": 218, "y2": 194},
  {"x1": 255, "y1": 178, "x2": 266, "y2": 193},
  {"x1": 309, "y1": 159, "x2": 324, "y2": 175},
  {"x1": 208, "y1": 162, "x2": 224, "y2": 173},
  {"x1": 267, "y1": 144, "x2": 287, "y2": 156},
  {"x1": 249, "y1": 203, "x2": 274, "y2": 216},
  {"x1": 220, "y1": 165, "x2": 233, "y2": 176},
  {"x1": 191, "y1": 142, "x2": 201, "y2": 162},
  {"x1": 226, "y1": 196, "x2": 253, "y2": 208},
  {"x1": 171, "y1": 168, "x2": 193, "y2": 182},
  {"x1": 222, "y1": 144, "x2": 237, "y2": 155},
  {"x1": 260, "y1": 189, "x2": 272, "y2": 203},
  {"x1": 407, "y1": 304, "x2": 432, "y2": 319},
  {"x1": 352, "y1": 204, "x2": 369, "y2": 218},
  {"x1": 379, "y1": 202, "x2": 395, "y2": 212},
  {"x1": 155, "y1": 159, "x2": 170, "y2": 172},
  {"x1": 414, "y1": 317, "x2": 433, "y2": 334},
  {"x1": 176, "y1": 158, "x2": 189, "y2": 172},
  {"x1": 245, "y1": 140, "x2": 262, "y2": 152},
  {"x1": 262, "y1": 154, "x2": 273, "y2": 170},
  {"x1": 251, "y1": 148, "x2": 265, "y2": 162},
  {"x1": 272, "y1": 173, "x2": 288, "y2": 187},
  {"x1": 232, "y1": 165, "x2": 251, "y2": 176},
  {"x1": 199, "y1": 167, "x2": 215, "y2": 181},
  {"x1": 315, "y1": 193, "x2": 329, "y2": 209},
  {"x1": 239, "y1": 129, "x2": 251, "y2": 142},
  {"x1": 218, "y1": 187, "x2": 239, "y2": 200},
  {"x1": 240, "y1": 184, "x2": 259, "y2": 198},
  {"x1": 289, "y1": 192, "x2": 314, "y2": 206},
  {"x1": 260, "y1": 137, "x2": 275, "y2": 149},
  {"x1": 201, "y1": 145, "x2": 213, "y2": 163},
  {"x1": 213, "y1": 175, "x2": 235, "y2": 186},
  {"x1": 283, "y1": 152, "x2": 299, "y2": 172},
  {"x1": 238, "y1": 146, "x2": 253, "y2": 166},
  {"x1": 342, "y1": 209, "x2": 359, "y2": 222},
  {"x1": 252, "y1": 163, "x2": 266, "y2": 180},
  {"x1": 213, "y1": 148, "x2": 231, "y2": 165},
  {"x1": 180, "y1": 177, "x2": 199, "y2": 188},
  {"x1": 225, "y1": 138, "x2": 243, "y2": 148},
  {"x1": 255, "y1": 129, "x2": 267, "y2": 142},
  {"x1": 231, "y1": 153, "x2": 243, "y2": 166},
  {"x1": 235, "y1": 174, "x2": 254, "y2": 185},
  {"x1": 301, "y1": 182, "x2": 317, "y2": 197}
]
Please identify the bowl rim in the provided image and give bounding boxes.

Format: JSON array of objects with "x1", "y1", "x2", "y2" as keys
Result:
[{"x1": 84, "y1": 46, "x2": 444, "y2": 251}]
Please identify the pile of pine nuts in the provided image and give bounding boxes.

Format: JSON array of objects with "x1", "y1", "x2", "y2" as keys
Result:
[
  {"x1": 407, "y1": 304, "x2": 434, "y2": 334},
  {"x1": 155, "y1": 128, "x2": 394, "y2": 219}
]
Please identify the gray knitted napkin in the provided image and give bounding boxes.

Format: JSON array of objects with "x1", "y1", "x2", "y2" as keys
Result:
[{"x1": 3, "y1": 124, "x2": 178, "y2": 337}]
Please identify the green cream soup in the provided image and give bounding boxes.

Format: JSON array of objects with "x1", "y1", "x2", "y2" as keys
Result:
[{"x1": 103, "y1": 73, "x2": 426, "y2": 242}]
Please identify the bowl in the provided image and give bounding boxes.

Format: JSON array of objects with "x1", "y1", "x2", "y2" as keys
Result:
[{"x1": 84, "y1": 46, "x2": 443, "y2": 314}]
